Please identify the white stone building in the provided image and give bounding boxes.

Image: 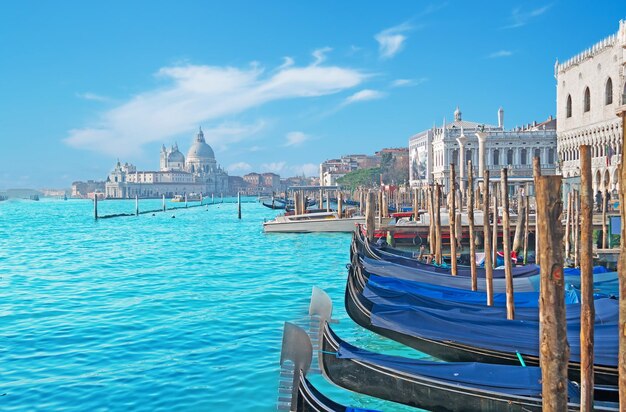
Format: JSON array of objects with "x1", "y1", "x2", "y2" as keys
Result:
[
  {"x1": 409, "y1": 107, "x2": 557, "y2": 195},
  {"x1": 105, "y1": 128, "x2": 229, "y2": 198},
  {"x1": 556, "y1": 20, "x2": 626, "y2": 194}
]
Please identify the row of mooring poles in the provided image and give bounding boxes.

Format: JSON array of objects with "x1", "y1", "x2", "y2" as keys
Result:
[
  {"x1": 93, "y1": 192, "x2": 208, "y2": 220},
  {"x1": 616, "y1": 106, "x2": 626, "y2": 409}
]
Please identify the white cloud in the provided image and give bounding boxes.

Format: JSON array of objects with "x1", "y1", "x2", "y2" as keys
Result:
[
  {"x1": 260, "y1": 162, "x2": 287, "y2": 174},
  {"x1": 290, "y1": 163, "x2": 319, "y2": 177},
  {"x1": 65, "y1": 59, "x2": 366, "y2": 156},
  {"x1": 375, "y1": 23, "x2": 412, "y2": 59},
  {"x1": 227, "y1": 162, "x2": 252, "y2": 173},
  {"x1": 284, "y1": 131, "x2": 308, "y2": 147},
  {"x1": 76, "y1": 92, "x2": 111, "y2": 102},
  {"x1": 503, "y1": 5, "x2": 551, "y2": 29},
  {"x1": 312, "y1": 47, "x2": 332, "y2": 66},
  {"x1": 278, "y1": 56, "x2": 295, "y2": 70},
  {"x1": 391, "y1": 78, "x2": 428, "y2": 88},
  {"x1": 487, "y1": 50, "x2": 514, "y2": 59},
  {"x1": 343, "y1": 89, "x2": 386, "y2": 106},
  {"x1": 202, "y1": 120, "x2": 266, "y2": 152}
]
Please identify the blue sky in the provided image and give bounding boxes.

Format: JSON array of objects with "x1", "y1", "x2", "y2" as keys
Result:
[{"x1": 0, "y1": 1, "x2": 624, "y2": 189}]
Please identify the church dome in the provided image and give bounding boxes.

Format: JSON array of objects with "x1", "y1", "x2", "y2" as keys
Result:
[
  {"x1": 186, "y1": 127, "x2": 215, "y2": 160},
  {"x1": 168, "y1": 149, "x2": 185, "y2": 163}
]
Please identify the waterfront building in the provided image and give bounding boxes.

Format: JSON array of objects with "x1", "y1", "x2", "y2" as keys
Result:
[
  {"x1": 71, "y1": 180, "x2": 105, "y2": 198},
  {"x1": 319, "y1": 154, "x2": 380, "y2": 186},
  {"x1": 556, "y1": 20, "x2": 626, "y2": 193},
  {"x1": 409, "y1": 107, "x2": 557, "y2": 195},
  {"x1": 261, "y1": 173, "x2": 281, "y2": 190},
  {"x1": 105, "y1": 128, "x2": 229, "y2": 198},
  {"x1": 242, "y1": 172, "x2": 282, "y2": 194}
]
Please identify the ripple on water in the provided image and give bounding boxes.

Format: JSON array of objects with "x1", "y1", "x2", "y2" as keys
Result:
[{"x1": 0, "y1": 199, "x2": 422, "y2": 411}]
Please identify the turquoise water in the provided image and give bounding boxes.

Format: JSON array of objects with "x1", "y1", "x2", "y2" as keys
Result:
[{"x1": 0, "y1": 198, "x2": 423, "y2": 411}]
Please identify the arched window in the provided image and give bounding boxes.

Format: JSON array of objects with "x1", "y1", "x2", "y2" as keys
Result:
[
  {"x1": 452, "y1": 149, "x2": 458, "y2": 165},
  {"x1": 606, "y1": 77, "x2": 613, "y2": 105},
  {"x1": 584, "y1": 87, "x2": 590, "y2": 112},
  {"x1": 548, "y1": 148, "x2": 554, "y2": 164},
  {"x1": 534, "y1": 149, "x2": 541, "y2": 163},
  {"x1": 566, "y1": 95, "x2": 572, "y2": 118},
  {"x1": 507, "y1": 149, "x2": 514, "y2": 165},
  {"x1": 493, "y1": 149, "x2": 499, "y2": 166},
  {"x1": 466, "y1": 149, "x2": 472, "y2": 165},
  {"x1": 521, "y1": 148, "x2": 527, "y2": 165}
]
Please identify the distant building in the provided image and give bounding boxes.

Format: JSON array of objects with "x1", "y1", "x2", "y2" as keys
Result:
[
  {"x1": 72, "y1": 180, "x2": 105, "y2": 198},
  {"x1": 243, "y1": 172, "x2": 261, "y2": 187},
  {"x1": 105, "y1": 127, "x2": 229, "y2": 198},
  {"x1": 228, "y1": 176, "x2": 247, "y2": 193},
  {"x1": 409, "y1": 107, "x2": 557, "y2": 195},
  {"x1": 319, "y1": 154, "x2": 380, "y2": 186},
  {"x1": 556, "y1": 19, "x2": 626, "y2": 193},
  {"x1": 261, "y1": 172, "x2": 281, "y2": 190}
]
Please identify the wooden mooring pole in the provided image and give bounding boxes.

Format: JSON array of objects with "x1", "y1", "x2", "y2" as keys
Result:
[
  {"x1": 501, "y1": 168, "x2": 514, "y2": 320},
  {"x1": 537, "y1": 174, "x2": 568, "y2": 411},
  {"x1": 533, "y1": 157, "x2": 541, "y2": 265},
  {"x1": 565, "y1": 192, "x2": 572, "y2": 259},
  {"x1": 94, "y1": 195, "x2": 98, "y2": 220},
  {"x1": 428, "y1": 187, "x2": 436, "y2": 255},
  {"x1": 579, "y1": 145, "x2": 595, "y2": 411},
  {"x1": 366, "y1": 190, "x2": 375, "y2": 242},
  {"x1": 574, "y1": 189, "x2": 580, "y2": 267},
  {"x1": 135, "y1": 195, "x2": 139, "y2": 216},
  {"x1": 523, "y1": 194, "x2": 529, "y2": 265},
  {"x1": 492, "y1": 185, "x2": 498, "y2": 268},
  {"x1": 467, "y1": 161, "x2": 477, "y2": 291},
  {"x1": 238, "y1": 192, "x2": 242, "y2": 219},
  {"x1": 162, "y1": 194, "x2": 166, "y2": 212},
  {"x1": 614, "y1": 105, "x2": 626, "y2": 405},
  {"x1": 602, "y1": 189, "x2": 608, "y2": 249},
  {"x1": 512, "y1": 188, "x2": 524, "y2": 252},
  {"x1": 482, "y1": 171, "x2": 493, "y2": 305},
  {"x1": 450, "y1": 163, "x2": 458, "y2": 276},
  {"x1": 338, "y1": 192, "x2": 343, "y2": 219},
  {"x1": 434, "y1": 183, "x2": 443, "y2": 265}
]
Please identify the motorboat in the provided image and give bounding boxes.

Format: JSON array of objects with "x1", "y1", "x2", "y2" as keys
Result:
[{"x1": 263, "y1": 211, "x2": 364, "y2": 233}]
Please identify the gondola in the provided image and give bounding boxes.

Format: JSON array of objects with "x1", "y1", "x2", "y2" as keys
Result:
[
  {"x1": 355, "y1": 253, "x2": 619, "y2": 295},
  {"x1": 354, "y1": 229, "x2": 542, "y2": 278},
  {"x1": 318, "y1": 320, "x2": 618, "y2": 411},
  {"x1": 356, "y1": 269, "x2": 616, "y2": 323},
  {"x1": 279, "y1": 322, "x2": 380, "y2": 412},
  {"x1": 345, "y1": 262, "x2": 619, "y2": 386},
  {"x1": 355, "y1": 229, "x2": 608, "y2": 280},
  {"x1": 262, "y1": 200, "x2": 286, "y2": 209}
]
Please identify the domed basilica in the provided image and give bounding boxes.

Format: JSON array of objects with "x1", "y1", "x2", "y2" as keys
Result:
[{"x1": 105, "y1": 128, "x2": 229, "y2": 198}]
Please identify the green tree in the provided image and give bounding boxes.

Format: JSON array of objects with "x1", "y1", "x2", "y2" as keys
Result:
[{"x1": 336, "y1": 167, "x2": 381, "y2": 190}]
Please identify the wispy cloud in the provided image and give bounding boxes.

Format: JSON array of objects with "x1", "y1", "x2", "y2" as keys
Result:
[
  {"x1": 487, "y1": 50, "x2": 514, "y2": 59},
  {"x1": 278, "y1": 56, "x2": 294, "y2": 70},
  {"x1": 258, "y1": 162, "x2": 319, "y2": 177},
  {"x1": 391, "y1": 78, "x2": 428, "y2": 88},
  {"x1": 291, "y1": 163, "x2": 319, "y2": 177},
  {"x1": 260, "y1": 161, "x2": 287, "y2": 174},
  {"x1": 375, "y1": 22, "x2": 412, "y2": 59},
  {"x1": 343, "y1": 89, "x2": 386, "y2": 106},
  {"x1": 65, "y1": 53, "x2": 367, "y2": 156},
  {"x1": 227, "y1": 162, "x2": 252, "y2": 173},
  {"x1": 202, "y1": 120, "x2": 267, "y2": 152},
  {"x1": 284, "y1": 131, "x2": 309, "y2": 147},
  {"x1": 76, "y1": 92, "x2": 112, "y2": 102},
  {"x1": 312, "y1": 47, "x2": 332, "y2": 65},
  {"x1": 502, "y1": 5, "x2": 551, "y2": 29}
]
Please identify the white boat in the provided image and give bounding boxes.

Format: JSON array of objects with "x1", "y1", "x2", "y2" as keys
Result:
[{"x1": 263, "y1": 211, "x2": 365, "y2": 233}]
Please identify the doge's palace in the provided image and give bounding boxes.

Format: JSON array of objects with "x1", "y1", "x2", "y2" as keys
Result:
[{"x1": 556, "y1": 20, "x2": 626, "y2": 193}]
